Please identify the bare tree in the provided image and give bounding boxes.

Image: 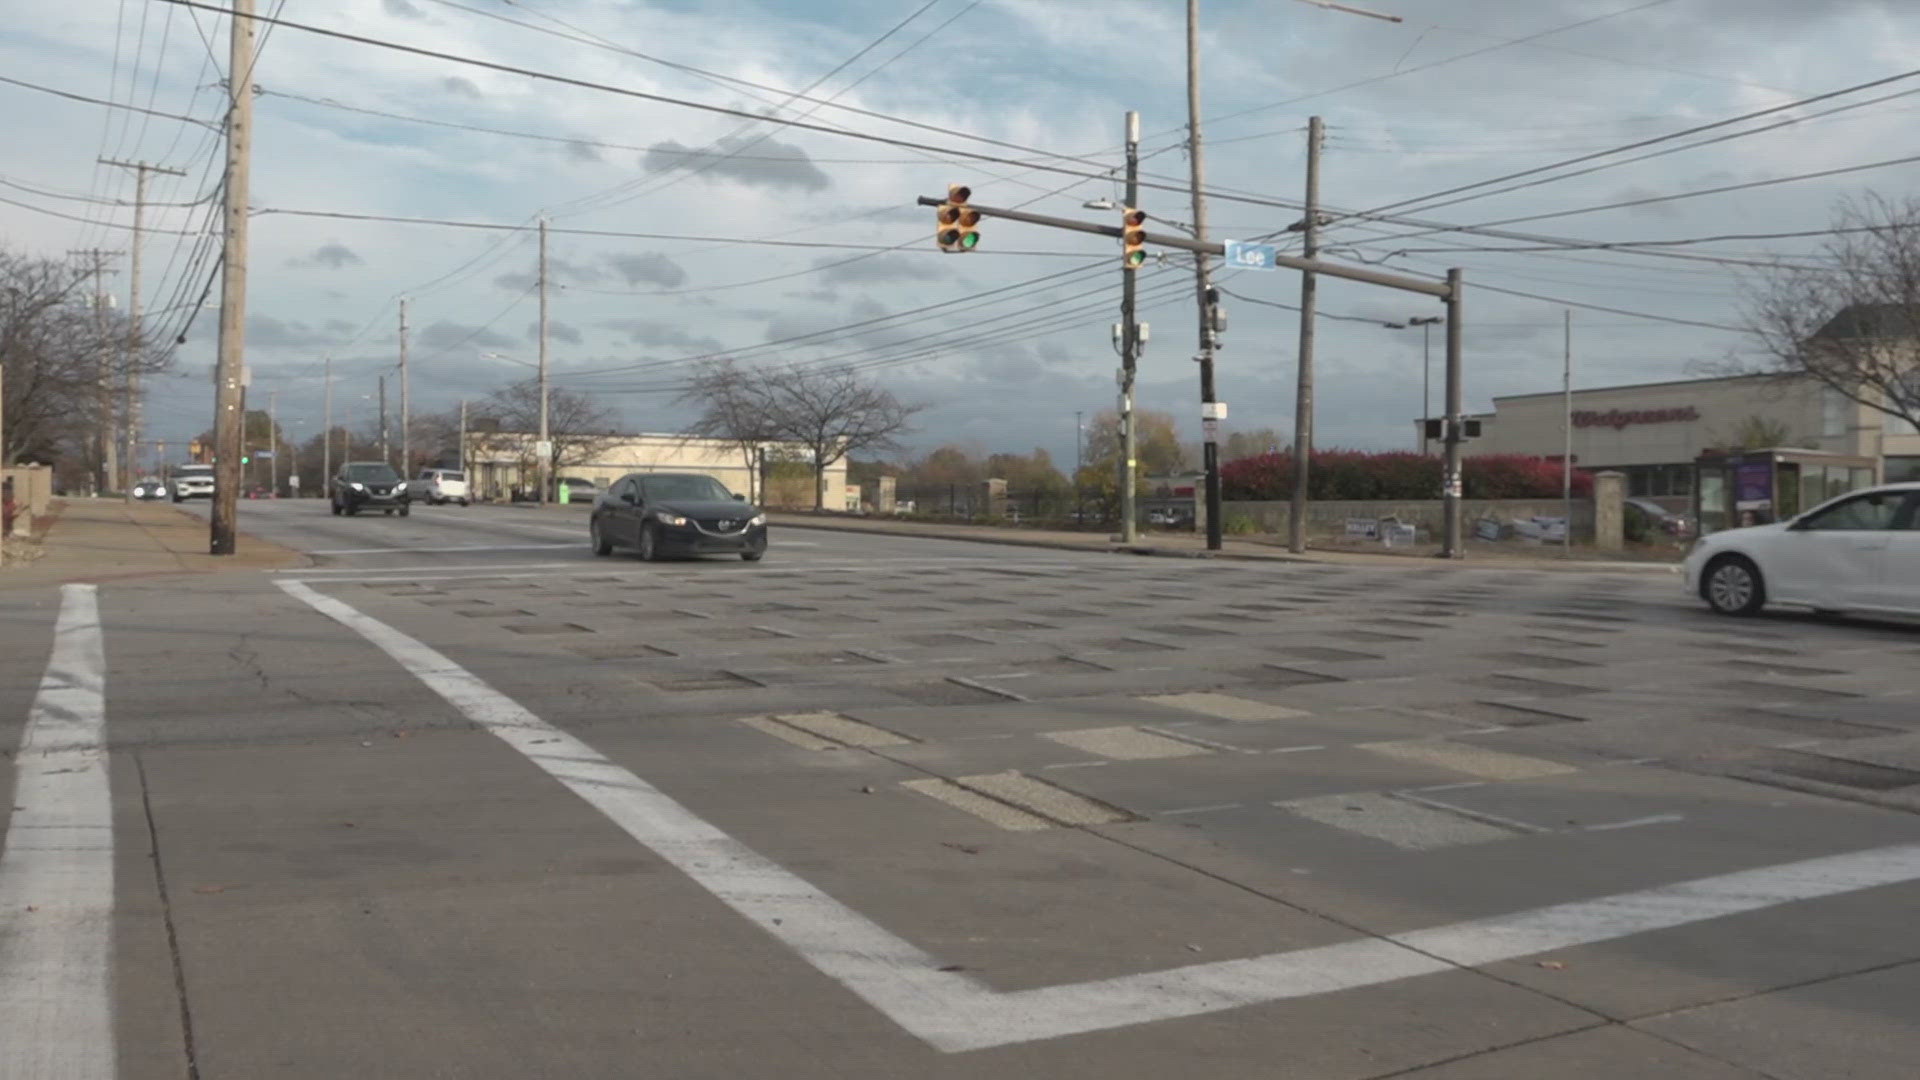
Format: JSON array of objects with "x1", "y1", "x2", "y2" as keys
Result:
[
  {"x1": 1741, "y1": 194, "x2": 1920, "y2": 434},
  {"x1": 678, "y1": 361, "x2": 923, "y2": 509},
  {"x1": 676, "y1": 359, "x2": 781, "y2": 502},
  {"x1": 474, "y1": 379, "x2": 623, "y2": 496},
  {"x1": 2, "y1": 248, "x2": 169, "y2": 467}
]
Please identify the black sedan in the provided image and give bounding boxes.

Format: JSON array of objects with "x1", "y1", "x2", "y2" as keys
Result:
[
  {"x1": 590, "y1": 472, "x2": 767, "y2": 561},
  {"x1": 330, "y1": 461, "x2": 411, "y2": 516}
]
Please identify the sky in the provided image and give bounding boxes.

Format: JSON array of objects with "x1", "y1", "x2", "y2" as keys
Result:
[{"x1": 7, "y1": 0, "x2": 1920, "y2": 474}]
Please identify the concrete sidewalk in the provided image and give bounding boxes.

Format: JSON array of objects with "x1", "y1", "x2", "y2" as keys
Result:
[
  {"x1": 0, "y1": 498, "x2": 305, "y2": 589},
  {"x1": 766, "y1": 511, "x2": 1684, "y2": 573}
]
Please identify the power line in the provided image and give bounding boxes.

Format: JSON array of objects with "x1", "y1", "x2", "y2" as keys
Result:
[{"x1": 0, "y1": 74, "x2": 222, "y2": 132}]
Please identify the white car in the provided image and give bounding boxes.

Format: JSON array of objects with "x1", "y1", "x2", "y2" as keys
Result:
[
  {"x1": 171, "y1": 463, "x2": 214, "y2": 502},
  {"x1": 413, "y1": 468, "x2": 470, "y2": 506},
  {"x1": 1684, "y1": 481, "x2": 1920, "y2": 617}
]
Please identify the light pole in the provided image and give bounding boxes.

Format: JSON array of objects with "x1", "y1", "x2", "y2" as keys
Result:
[{"x1": 1402, "y1": 315, "x2": 1444, "y2": 454}]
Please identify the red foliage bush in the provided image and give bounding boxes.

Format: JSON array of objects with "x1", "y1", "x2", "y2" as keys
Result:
[{"x1": 1221, "y1": 451, "x2": 1591, "y2": 501}]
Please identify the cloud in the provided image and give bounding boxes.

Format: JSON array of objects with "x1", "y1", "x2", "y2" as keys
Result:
[
  {"x1": 606, "y1": 252, "x2": 688, "y2": 289},
  {"x1": 247, "y1": 315, "x2": 341, "y2": 350},
  {"x1": 285, "y1": 243, "x2": 363, "y2": 269},
  {"x1": 324, "y1": 318, "x2": 355, "y2": 334},
  {"x1": 530, "y1": 319, "x2": 583, "y2": 345},
  {"x1": 1610, "y1": 185, "x2": 1685, "y2": 218},
  {"x1": 566, "y1": 140, "x2": 602, "y2": 163},
  {"x1": 808, "y1": 253, "x2": 951, "y2": 286},
  {"x1": 600, "y1": 318, "x2": 723, "y2": 353},
  {"x1": 443, "y1": 76, "x2": 481, "y2": 98},
  {"x1": 384, "y1": 0, "x2": 424, "y2": 19},
  {"x1": 641, "y1": 132, "x2": 831, "y2": 192},
  {"x1": 418, "y1": 320, "x2": 516, "y2": 352}
]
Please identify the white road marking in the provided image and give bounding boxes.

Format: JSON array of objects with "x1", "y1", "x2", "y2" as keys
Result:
[
  {"x1": 306, "y1": 543, "x2": 580, "y2": 556},
  {"x1": 1582, "y1": 813, "x2": 1686, "y2": 833},
  {"x1": 274, "y1": 581, "x2": 1920, "y2": 1054},
  {"x1": 0, "y1": 584, "x2": 115, "y2": 1079},
  {"x1": 278, "y1": 561, "x2": 585, "y2": 577}
]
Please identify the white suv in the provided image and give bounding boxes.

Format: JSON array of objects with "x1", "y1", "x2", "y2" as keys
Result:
[
  {"x1": 171, "y1": 463, "x2": 214, "y2": 502},
  {"x1": 414, "y1": 468, "x2": 470, "y2": 506}
]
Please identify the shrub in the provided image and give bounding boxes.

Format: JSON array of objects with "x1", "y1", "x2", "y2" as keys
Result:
[{"x1": 1220, "y1": 450, "x2": 1591, "y2": 501}]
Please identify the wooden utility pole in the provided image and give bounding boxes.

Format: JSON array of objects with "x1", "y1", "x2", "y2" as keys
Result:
[
  {"x1": 399, "y1": 298, "x2": 410, "y2": 477},
  {"x1": 69, "y1": 249, "x2": 120, "y2": 495},
  {"x1": 1288, "y1": 117, "x2": 1323, "y2": 555},
  {"x1": 1186, "y1": 0, "x2": 1223, "y2": 552},
  {"x1": 101, "y1": 158, "x2": 185, "y2": 497},
  {"x1": 458, "y1": 399, "x2": 468, "y2": 493},
  {"x1": 537, "y1": 217, "x2": 550, "y2": 506},
  {"x1": 322, "y1": 355, "x2": 332, "y2": 494},
  {"x1": 210, "y1": 0, "x2": 255, "y2": 555},
  {"x1": 378, "y1": 374, "x2": 389, "y2": 465},
  {"x1": 267, "y1": 388, "x2": 278, "y2": 496}
]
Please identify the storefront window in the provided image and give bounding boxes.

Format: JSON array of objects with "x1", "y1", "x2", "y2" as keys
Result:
[{"x1": 1887, "y1": 457, "x2": 1920, "y2": 483}]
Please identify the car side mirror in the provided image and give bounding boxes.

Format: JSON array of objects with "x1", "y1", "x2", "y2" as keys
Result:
[
  {"x1": 620, "y1": 492, "x2": 637, "y2": 505},
  {"x1": 733, "y1": 493, "x2": 747, "y2": 502}
]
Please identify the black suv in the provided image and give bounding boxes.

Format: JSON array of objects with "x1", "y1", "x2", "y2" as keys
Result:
[{"x1": 330, "y1": 461, "x2": 411, "y2": 516}]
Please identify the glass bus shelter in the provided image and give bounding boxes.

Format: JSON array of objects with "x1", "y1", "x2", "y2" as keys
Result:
[{"x1": 1693, "y1": 447, "x2": 1879, "y2": 535}]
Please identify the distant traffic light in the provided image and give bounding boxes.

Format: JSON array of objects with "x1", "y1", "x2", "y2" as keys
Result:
[
  {"x1": 1121, "y1": 207, "x2": 1147, "y2": 269},
  {"x1": 936, "y1": 183, "x2": 980, "y2": 252}
]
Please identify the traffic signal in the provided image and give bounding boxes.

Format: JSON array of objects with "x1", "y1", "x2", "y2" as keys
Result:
[
  {"x1": 936, "y1": 184, "x2": 980, "y2": 252},
  {"x1": 1121, "y1": 207, "x2": 1147, "y2": 269}
]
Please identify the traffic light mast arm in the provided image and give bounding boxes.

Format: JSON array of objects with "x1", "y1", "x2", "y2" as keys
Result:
[{"x1": 912, "y1": 194, "x2": 1452, "y2": 298}]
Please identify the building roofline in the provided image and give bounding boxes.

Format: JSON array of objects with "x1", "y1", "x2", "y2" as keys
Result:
[{"x1": 1491, "y1": 370, "x2": 1790, "y2": 403}]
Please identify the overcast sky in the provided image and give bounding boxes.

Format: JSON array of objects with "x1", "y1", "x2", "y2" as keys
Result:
[{"x1": 7, "y1": 0, "x2": 1920, "y2": 471}]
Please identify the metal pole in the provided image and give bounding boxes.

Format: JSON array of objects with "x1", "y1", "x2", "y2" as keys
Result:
[
  {"x1": 399, "y1": 297, "x2": 410, "y2": 478},
  {"x1": 209, "y1": 0, "x2": 254, "y2": 555},
  {"x1": 268, "y1": 388, "x2": 278, "y2": 496},
  {"x1": 322, "y1": 355, "x2": 332, "y2": 493},
  {"x1": 1120, "y1": 110, "x2": 1141, "y2": 545},
  {"x1": 459, "y1": 399, "x2": 468, "y2": 492},
  {"x1": 538, "y1": 217, "x2": 550, "y2": 507},
  {"x1": 1422, "y1": 321, "x2": 1432, "y2": 455},
  {"x1": 1563, "y1": 309, "x2": 1573, "y2": 553},
  {"x1": 1187, "y1": 0, "x2": 1223, "y2": 551},
  {"x1": 1288, "y1": 116, "x2": 1323, "y2": 555},
  {"x1": 378, "y1": 374, "x2": 389, "y2": 464},
  {"x1": 1441, "y1": 268, "x2": 1465, "y2": 558}
]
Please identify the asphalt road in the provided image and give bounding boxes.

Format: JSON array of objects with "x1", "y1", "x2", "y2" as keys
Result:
[{"x1": 4, "y1": 498, "x2": 1918, "y2": 1078}]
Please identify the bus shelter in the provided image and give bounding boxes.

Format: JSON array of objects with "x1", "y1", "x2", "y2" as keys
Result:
[{"x1": 1693, "y1": 447, "x2": 1879, "y2": 535}]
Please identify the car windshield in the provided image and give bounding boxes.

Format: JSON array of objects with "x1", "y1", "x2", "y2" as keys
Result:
[
  {"x1": 342, "y1": 464, "x2": 401, "y2": 483},
  {"x1": 442, "y1": 471, "x2": 464, "y2": 482},
  {"x1": 177, "y1": 465, "x2": 211, "y2": 475},
  {"x1": 640, "y1": 475, "x2": 733, "y2": 502}
]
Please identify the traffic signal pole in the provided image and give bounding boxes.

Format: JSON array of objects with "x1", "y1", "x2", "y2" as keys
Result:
[
  {"x1": 1119, "y1": 112, "x2": 1141, "y2": 546},
  {"x1": 1186, "y1": 0, "x2": 1224, "y2": 552}
]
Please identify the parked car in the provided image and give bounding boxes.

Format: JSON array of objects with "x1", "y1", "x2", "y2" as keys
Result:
[
  {"x1": 1684, "y1": 482, "x2": 1920, "y2": 617},
  {"x1": 589, "y1": 472, "x2": 767, "y2": 562},
  {"x1": 329, "y1": 461, "x2": 411, "y2": 516},
  {"x1": 559, "y1": 477, "x2": 599, "y2": 504},
  {"x1": 414, "y1": 468, "x2": 470, "y2": 506},
  {"x1": 171, "y1": 463, "x2": 214, "y2": 502},
  {"x1": 1625, "y1": 497, "x2": 1694, "y2": 540},
  {"x1": 131, "y1": 476, "x2": 167, "y2": 500}
]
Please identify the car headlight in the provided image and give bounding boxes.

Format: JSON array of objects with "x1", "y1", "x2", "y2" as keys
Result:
[
  {"x1": 749, "y1": 513, "x2": 766, "y2": 527},
  {"x1": 394, "y1": 481, "x2": 407, "y2": 492},
  {"x1": 657, "y1": 512, "x2": 689, "y2": 527},
  {"x1": 349, "y1": 482, "x2": 365, "y2": 491}
]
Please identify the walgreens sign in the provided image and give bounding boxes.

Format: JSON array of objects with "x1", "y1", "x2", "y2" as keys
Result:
[{"x1": 1573, "y1": 406, "x2": 1700, "y2": 430}]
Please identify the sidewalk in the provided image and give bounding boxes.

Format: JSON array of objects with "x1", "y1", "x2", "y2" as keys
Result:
[
  {"x1": 0, "y1": 498, "x2": 306, "y2": 589},
  {"x1": 766, "y1": 511, "x2": 1683, "y2": 574}
]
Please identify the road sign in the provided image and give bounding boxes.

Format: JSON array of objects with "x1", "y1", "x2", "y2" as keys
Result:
[
  {"x1": 1223, "y1": 239, "x2": 1277, "y2": 271},
  {"x1": 254, "y1": 449, "x2": 274, "y2": 460},
  {"x1": 533, "y1": 440, "x2": 553, "y2": 457}
]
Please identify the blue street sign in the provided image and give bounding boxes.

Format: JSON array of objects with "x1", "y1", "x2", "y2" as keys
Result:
[{"x1": 1223, "y1": 239, "x2": 1278, "y2": 271}]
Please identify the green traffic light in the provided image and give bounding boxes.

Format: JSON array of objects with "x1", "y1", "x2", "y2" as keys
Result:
[
  {"x1": 1125, "y1": 250, "x2": 1146, "y2": 267},
  {"x1": 960, "y1": 232, "x2": 979, "y2": 250}
]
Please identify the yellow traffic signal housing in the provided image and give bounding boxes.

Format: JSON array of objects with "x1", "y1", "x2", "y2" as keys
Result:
[
  {"x1": 936, "y1": 183, "x2": 980, "y2": 252},
  {"x1": 1121, "y1": 207, "x2": 1147, "y2": 269}
]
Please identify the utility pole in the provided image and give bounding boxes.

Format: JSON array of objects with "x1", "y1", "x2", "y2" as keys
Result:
[
  {"x1": 210, "y1": 0, "x2": 255, "y2": 555},
  {"x1": 101, "y1": 158, "x2": 186, "y2": 498},
  {"x1": 378, "y1": 374, "x2": 389, "y2": 465},
  {"x1": 267, "y1": 388, "x2": 278, "y2": 497},
  {"x1": 1186, "y1": 0, "x2": 1223, "y2": 551},
  {"x1": 1288, "y1": 116, "x2": 1323, "y2": 555},
  {"x1": 1119, "y1": 110, "x2": 1142, "y2": 546},
  {"x1": 1563, "y1": 309, "x2": 1573, "y2": 554},
  {"x1": 1441, "y1": 269, "x2": 1465, "y2": 558},
  {"x1": 537, "y1": 217, "x2": 550, "y2": 506},
  {"x1": 399, "y1": 298, "x2": 410, "y2": 477},
  {"x1": 70, "y1": 249, "x2": 120, "y2": 495},
  {"x1": 322, "y1": 355, "x2": 332, "y2": 493},
  {"x1": 459, "y1": 398, "x2": 469, "y2": 491}
]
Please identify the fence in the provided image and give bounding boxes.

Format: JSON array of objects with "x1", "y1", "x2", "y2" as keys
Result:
[{"x1": 891, "y1": 485, "x2": 1083, "y2": 523}]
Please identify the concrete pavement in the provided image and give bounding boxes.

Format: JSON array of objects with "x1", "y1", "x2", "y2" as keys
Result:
[{"x1": 2, "y1": 498, "x2": 1916, "y2": 1078}]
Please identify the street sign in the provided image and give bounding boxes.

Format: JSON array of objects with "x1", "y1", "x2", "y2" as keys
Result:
[
  {"x1": 254, "y1": 449, "x2": 274, "y2": 460},
  {"x1": 1223, "y1": 239, "x2": 1278, "y2": 271},
  {"x1": 533, "y1": 440, "x2": 553, "y2": 457}
]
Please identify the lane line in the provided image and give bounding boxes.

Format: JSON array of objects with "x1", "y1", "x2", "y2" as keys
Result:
[
  {"x1": 0, "y1": 584, "x2": 115, "y2": 1079},
  {"x1": 274, "y1": 581, "x2": 1920, "y2": 1054},
  {"x1": 305, "y1": 543, "x2": 581, "y2": 556}
]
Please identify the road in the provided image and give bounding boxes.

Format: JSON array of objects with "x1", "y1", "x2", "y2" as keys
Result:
[{"x1": 3, "y1": 498, "x2": 1918, "y2": 1078}]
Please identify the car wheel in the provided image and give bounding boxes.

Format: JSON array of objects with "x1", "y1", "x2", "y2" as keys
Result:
[
  {"x1": 741, "y1": 550, "x2": 764, "y2": 562},
  {"x1": 591, "y1": 519, "x2": 613, "y2": 557},
  {"x1": 330, "y1": 500, "x2": 342, "y2": 516},
  {"x1": 383, "y1": 508, "x2": 393, "y2": 516},
  {"x1": 1703, "y1": 555, "x2": 1765, "y2": 616},
  {"x1": 459, "y1": 498, "x2": 469, "y2": 507},
  {"x1": 399, "y1": 504, "x2": 410, "y2": 517},
  {"x1": 345, "y1": 503, "x2": 358, "y2": 516},
  {"x1": 637, "y1": 523, "x2": 658, "y2": 562}
]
